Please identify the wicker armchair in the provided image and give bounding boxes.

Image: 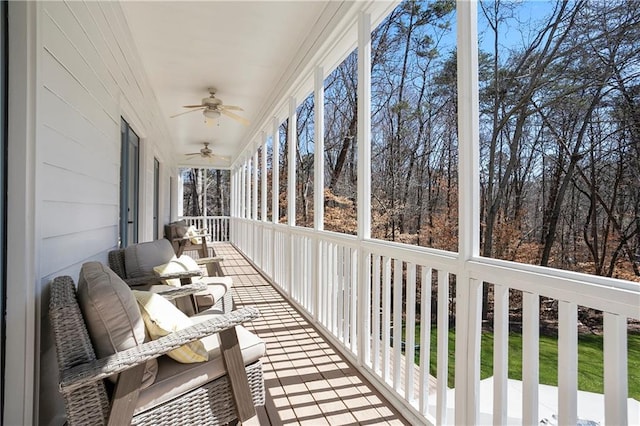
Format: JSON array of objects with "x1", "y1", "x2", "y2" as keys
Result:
[
  {"x1": 164, "y1": 220, "x2": 209, "y2": 257},
  {"x1": 164, "y1": 220, "x2": 225, "y2": 277},
  {"x1": 50, "y1": 271, "x2": 265, "y2": 425},
  {"x1": 108, "y1": 239, "x2": 232, "y2": 314}
]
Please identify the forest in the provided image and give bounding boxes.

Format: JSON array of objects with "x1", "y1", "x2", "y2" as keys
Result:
[{"x1": 185, "y1": 0, "x2": 640, "y2": 283}]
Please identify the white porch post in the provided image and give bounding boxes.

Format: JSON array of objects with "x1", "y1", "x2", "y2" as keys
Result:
[
  {"x1": 272, "y1": 117, "x2": 280, "y2": 224},
  {"x1": 288, "y1": 97, "x2": 297, "y2": 227},
  {"x1": 5, "y1": 2, "x2": 37, "y2": 423},
  {"x1": 314, "y1": 68, "x2": 325, "y2": 231},
  {"x1": 201, "y1": 168, "x2": 207, "y2": 218},
  {"x1": 234, "y1": 167, "x2": 239, "y2": 218},
  {"x1": 313, "y1": 66, "x2": 325, "y2": 321},
  {"x1": 240, "y1": 160, "x2": 246, "y2": 219},
  {"x1": 261, "y1": 133, "x2": 268, "y2": 270},
  {"x1": 272, "y1": 117, "x2": 280, "y2": 285},
  {"x1": 177, "y1": 169, "x2": 184, "y2": 217},
  {"x1": 253, "y1": 150, "x2": 259, "y2": 220},
  {"x1": 246, "y1": 157, "x2": 253, "y2": 257},
  {"x1": 357, "y1": 11, "x2": 372, "y2": 365},
  {"x1": 455, "y1": 1, "x2": 481, "y2": 425},
  {"x1": 229, "y1": 167, "x2": 236, "y2": 217},
  {"x1": 261, "y1": 132, "x2": 268, "y2": 222},
  {"x1": 245, "y1": 157, "x2": 251, "y2": 220},
  {"x1": 230, "y1": 168, "x2": 235, "y2": 218},
  {"x1": 287, "y1": 97, "x2": 297, "y2": 296}
]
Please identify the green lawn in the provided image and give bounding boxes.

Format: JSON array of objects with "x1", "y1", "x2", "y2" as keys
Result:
[{"x1": 405, "y1": 327, "x2": 640, "y2": 400}]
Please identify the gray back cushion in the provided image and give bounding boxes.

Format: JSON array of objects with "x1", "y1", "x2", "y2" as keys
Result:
[
  {"x1": 77, "y1": 261, "x2": 157, "y2": 387},
  {"x1": 124, "y1": 239, "x2": 176, "y2": 278}
]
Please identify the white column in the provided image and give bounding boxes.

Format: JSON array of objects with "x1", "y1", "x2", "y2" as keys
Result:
[
  {"x1": 177, "y1": 169, "x2": 184, "y2": 217},
  {"x1": 245, "y1": 158, "x2": 251, "y2": 219},
  {"x1": 261, "y1": 132, "x2": 268, "y2": 222},
  {"x1": 5, "y1": 2, "x2": 37, "y2": 423},
  {"x1": 454, "y1": 1, "x2": 481, "y2": 425},
  {"x1": 272, "y1": 117, "x2": 280, "y2": 224},
  {"x1": 229, "y1": 168, "x2": 233, "y2": 217},
  {"x1": 253, "y1": 150, "x2": 259, "y2": 220},
  {"x1": 356, "y1": 11, "x2": 372, "y2": 365},
  {"x1": 201, "y1": 168, "x2": 208, "y2": 218},
  {"x1": 287, "y1": 97, "x2": 297, "y2": 297},
  {"x1": 288, "y1": 97, "x2": 297, "y2": 227},
  {"x1": 314, "y1": 66, "x2": 325, "y2": 231},
  {"x1": 239, "y1": 164, "x2": 245, "y2": 219},
  {"x1": 313, "y1": 66, "x2": 325, "y2": 321},
  {"x1": 234, "y1": 167, "x2": 239, "y2": 218},
  {"x1": 231, "y1": 168, "x2": 237, "y2": 243}
]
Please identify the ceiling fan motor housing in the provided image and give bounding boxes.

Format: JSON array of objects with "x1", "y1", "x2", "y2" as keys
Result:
[{"x1": 202, "y1": 95, "x2": 223, "y2": 107}]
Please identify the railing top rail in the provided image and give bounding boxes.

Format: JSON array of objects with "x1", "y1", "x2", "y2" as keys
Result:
[
  {"x1": 233, "y1": 217, "x2": 640, "y2": 318},
  {"x1": 363, "y1": 238, "x2": 458, "y2": 270},
  {"x1": 469, "y1": 259, "x2": 640, "y2": 319},
  {"x1": 179, "y1": 216, "x2": 229, "y2": 219}
]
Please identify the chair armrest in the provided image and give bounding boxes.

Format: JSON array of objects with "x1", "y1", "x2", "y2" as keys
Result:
[
  {"x1": 156, "y1": 269, "x2": 203, "y2": 280},
  {"x1": 155, "y1": 281, "x2": 208, "y2": 300},
  {"x1": 123, "y1": 270, "x2": 202, "y2": 287},
  {"x1": 195, "y1": 256, "x2": 224, "y2": 265},
  {"x1": 123, "y1": 275, "x2": 163, "y2": 287},
  {"x1": 168, "y1": 234, "x2": 211, "y2": 242},
  {"x1": 59, "y1": 306, "x2": 260, "y2": 393}
]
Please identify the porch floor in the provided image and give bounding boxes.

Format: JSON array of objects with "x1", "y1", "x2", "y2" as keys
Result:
[{"x1": 211, "y1": 242, "x2": 410, "y2": 425}]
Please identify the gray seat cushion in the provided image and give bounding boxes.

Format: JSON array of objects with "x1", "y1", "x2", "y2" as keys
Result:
[
  {"x1": 76, "y1": 261, "x2": 157, "y2": 388},
  {"x1": 124, "y1": 239, "x2": 176, "y2": 279}
]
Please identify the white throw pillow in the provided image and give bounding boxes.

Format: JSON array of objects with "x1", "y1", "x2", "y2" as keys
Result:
[
  {"x1": 152, "y1": 255, "x2": 200, "y2": 287},
  {"x1": 185, "y1": 225, "x2": 204, "y2": 244}
]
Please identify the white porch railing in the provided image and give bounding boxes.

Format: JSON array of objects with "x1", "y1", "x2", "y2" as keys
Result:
[
  {"x1": 178, "y1": 216, "x2": 230, "y2": 242},
  {"x1": 231, "y1": 217, "x2": 640, "y2": 425}
]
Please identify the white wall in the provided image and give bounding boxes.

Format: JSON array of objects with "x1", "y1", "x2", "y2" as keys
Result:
[{"x1": 5, "y1": 1, "x2": 178, "y2": 424}]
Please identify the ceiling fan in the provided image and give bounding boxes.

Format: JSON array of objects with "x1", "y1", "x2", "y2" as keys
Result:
[
  {"x1": 170, "y1": 88, "x2": 250, "y2": 126},
  {"x1": 184, "y1": 142, "x2": 230, "y2": 162}
]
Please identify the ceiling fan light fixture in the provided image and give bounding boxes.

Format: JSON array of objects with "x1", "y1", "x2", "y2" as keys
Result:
[{"x1": 203, "y1": 109, "x2": 221, "y2": 119}]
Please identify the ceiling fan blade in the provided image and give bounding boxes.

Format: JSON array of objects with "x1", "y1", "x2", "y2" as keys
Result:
[
  {"x1": 212, "y1": 154, "x2": 230, "y2": 161},
  {"x1": 219, "y1": 105, "x2": 244, "y2": 112},
  {"x1": 170, "y1": 107, "x2": 205, "y2": 118},
  {"x1": 220, "y1": 109, "x2": 250, "y2": 126},
  {"x1": 185, "y1": 152, "x2": 202, "y2": 156},
  {"x1": 181, "y1": 104, "x2": 206, "y2": 108}
]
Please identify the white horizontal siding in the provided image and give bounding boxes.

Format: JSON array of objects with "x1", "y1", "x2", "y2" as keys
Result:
[
  {"x1": 41, "y1": 201, "x2": 118, "y2": 239},
  {"x1": 41, "y1": 227, "x2": 118, "y2": 278},
  {"x1": 40, "y1": 124, "x2": 118, "y2": 184},
  {"x1": 34, "y1": 1, "x2": 177, "y2": 424},
  {"x1": 42, "y1": 6, "x2": 118, "y2": 123}
]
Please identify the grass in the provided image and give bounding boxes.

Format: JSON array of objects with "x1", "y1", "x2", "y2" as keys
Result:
[{"x1": 405, "y1": 327, "x2": 640, "y2": 400}]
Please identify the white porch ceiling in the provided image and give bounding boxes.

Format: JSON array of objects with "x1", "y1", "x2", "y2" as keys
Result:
[{"x1": 121, "y1": 1, "x2": 331, "y2": 168}]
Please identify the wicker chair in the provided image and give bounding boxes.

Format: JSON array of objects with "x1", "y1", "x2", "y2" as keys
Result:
[
  {"x1": 164, "y1": 220, "x2": 209, "y2": 257},
  {"x1": 108, "y1": 239, "x2": 232, "y2": 314},
  {"x1": 164, "y1": 220, "x2": 225, "y2": 277},
  {"x1": 50, "y1": 271, "x2": 265, "y2": 425}
]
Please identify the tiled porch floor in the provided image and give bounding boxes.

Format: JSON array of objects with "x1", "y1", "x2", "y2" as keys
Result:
[{"x1": 211, "y1": 243, "x2": 410, "y2": 425}]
